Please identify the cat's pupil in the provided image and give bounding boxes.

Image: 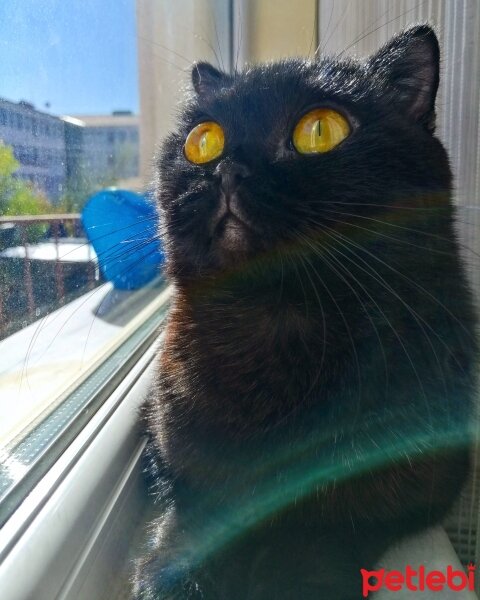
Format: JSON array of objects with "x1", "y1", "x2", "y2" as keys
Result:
[
  {"x1": 311, "y1": 119, "x2": 322, "y2": 144},
  {"x1": 199, "y1": 133, "x2": 207, "y2": 157}
]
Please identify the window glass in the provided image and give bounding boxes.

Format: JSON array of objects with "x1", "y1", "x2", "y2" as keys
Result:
[{"x1": 0, "y1": 0, "x2": 168, "y2": 514}]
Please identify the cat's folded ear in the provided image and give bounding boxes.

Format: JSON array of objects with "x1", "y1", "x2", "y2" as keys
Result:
[
  {"x1": 368, "y1": 25, "x2": 440, "y2": 131},
  {"x1": 192, "y1": 62, "x2": 232, "y2": 97}
]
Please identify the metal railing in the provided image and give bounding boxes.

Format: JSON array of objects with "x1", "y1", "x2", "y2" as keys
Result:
[{"x1": 0, "y1": 214, "x2": 98, "y2": 339}]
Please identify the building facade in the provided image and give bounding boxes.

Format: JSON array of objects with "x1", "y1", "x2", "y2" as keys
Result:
[
  {"x1": 0, "y1": 98, "x2": 139, "y2": 204},
  {"x1": 0, "y1": 98, "x2": 67, "y2": 201},
  {"x1": 68, "y1": 112, "x2": 139, "y2": 188}
]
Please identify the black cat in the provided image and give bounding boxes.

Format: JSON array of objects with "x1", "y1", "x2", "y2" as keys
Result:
[{"x1": 133, "y1": 25, "x2": 478, "y2": 599}]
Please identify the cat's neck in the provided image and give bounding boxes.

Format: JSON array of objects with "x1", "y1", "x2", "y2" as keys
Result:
[{"x1": 167, "y1": 252, "x2": 357, "y2": 386}]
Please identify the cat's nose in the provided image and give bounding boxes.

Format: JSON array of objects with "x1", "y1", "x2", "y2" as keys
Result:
[{"x1": 214, "y1": 160, "x2": 250, "y2": 194}]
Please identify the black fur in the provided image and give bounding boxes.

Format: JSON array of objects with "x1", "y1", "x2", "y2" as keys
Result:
[{"x1": 133, "y1": 26, "x2": 478, "y2": 599}]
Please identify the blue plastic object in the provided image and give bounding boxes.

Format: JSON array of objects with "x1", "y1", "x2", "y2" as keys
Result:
[{"x1": 81, "y1": 189, "x2": 164, "y2": 290}]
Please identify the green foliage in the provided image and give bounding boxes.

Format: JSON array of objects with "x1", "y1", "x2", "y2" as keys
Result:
[
  {"x1": 0, "y1": 142, "x2": 19, "y2": 178},
  {"x1": 0, "y1": 144, "x2": 21, "y2": 215},
  {"x1": 0, "y1": 143, "x2": 52, "y2": 216},
  {"x1": 5, "y1": 185, "x2": 51, "y2": 215},
  {"x1": 0, "y1": 140, "x2": 136, "y2": 217}
]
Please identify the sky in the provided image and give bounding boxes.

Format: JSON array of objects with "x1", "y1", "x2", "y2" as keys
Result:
[{"x1": 0, "y1": 0, "x2": 139, "y2": 117}]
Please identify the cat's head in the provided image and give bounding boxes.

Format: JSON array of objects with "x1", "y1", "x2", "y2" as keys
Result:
[{"x1": 157, "y1": 25, "x2": 450, "y2": 280}]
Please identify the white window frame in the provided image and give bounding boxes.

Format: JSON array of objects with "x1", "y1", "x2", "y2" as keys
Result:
[{"x1": 0, "y1": 334, "x2": 161, "y2": 600}]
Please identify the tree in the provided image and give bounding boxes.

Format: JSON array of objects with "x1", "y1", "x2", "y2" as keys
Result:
[{"x1": 0, "y1": 142, "x2": 51, "y2": 216}]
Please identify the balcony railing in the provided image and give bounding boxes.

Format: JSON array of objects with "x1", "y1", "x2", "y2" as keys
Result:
[{"x1": 0, "y1": 214, "x2": 99, "y2": 339}]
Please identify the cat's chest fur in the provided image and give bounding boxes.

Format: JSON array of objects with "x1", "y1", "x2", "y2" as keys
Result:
[
  {"x1": 156, "y1": 282, "x2": 400, "y2": 487},
  {"x1": 163, "y1": 288, "x2": 353, "y2": 415}
]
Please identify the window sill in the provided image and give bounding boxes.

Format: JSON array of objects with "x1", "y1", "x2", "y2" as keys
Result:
[
  {"x1": 0, "y1": 280, "x2": 169, "y2": 447},
  {"x1": 0, "y1": 333, "x2": 160, "y2": 600}
]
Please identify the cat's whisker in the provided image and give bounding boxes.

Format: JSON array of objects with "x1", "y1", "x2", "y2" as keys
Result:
[
  {"x1": 136, "y1": 19, "x2": 227, "y2": 75},
  {"x1": 192, "y1": 33, "x2": 224, "y2": 73},
  {"x1": 136, "y1": 34, "x2": 194, "y2": 66},
  {"x1": 17, "y1": 230, "x2": 162, "y2": 390},
  {"x1": 339, "y1": 0, "x2": 431, "y2": 57},
  {"x1": 328, "y1": 200, "x2": 480, "y2": 210},
  {"x1": 20, "y1": 239, "x2": 163, "y2": 392},
  {"x1": 311, "y1": 217, "x2": 474, "y2": 352},
  {"x1": 307, "y1": 5, "x2": 319, "y2": 59},
  {"x1": 135, "y1": 46, "x2": 188, "y2": 74},
  {"x1": 90, "y1": 233, "x2": 159, "y2": 266},
  {"x1": 313, "y1": 205, "x2": 480, "y2": 265},
  {"x1": 315, "y1": 226, "x2": 435, "y2": 409},
  {"x1": 318, "y1": 210, "x2": 480, "y2": 263},
  {"x1": 36, "y1": 215, "x2": 160, "y2": 267},
  {"x1": 298, "y1": 232, "x2": 390, "y2": 398},
  {"x1": 324, "y1": 227, "x2": 455, "y2": 436},
  {"x1": 79, "y1": 246, "x2": 163, "y2": 368},
  {"x1": 315, "y1": 223, "x2": 454, "y2": 398},
  {"x1": 297, "y1": 247, "x2": 363, "y2": 415},
  {"x1": 294, "y1": 254, "x2": 328, "y2": 388},
  {"x1": 199, "y1": 6, "x2": 226, "y2": 72},
  {"x1": 313, "y1": 210, "x2": 462, "y2": 258},
  {"x1": 315, "y1": 1, "x2": 335, "y2": 59},
  {"x1": 290, "y1": 254, "x2": 310, "y2": 323},
  {"x1": 234, "y1": 0, "x2": 244, "y2": 75},
  {"x1": 19, "y1": 281, "x2": 110, "y2": 396},
  {"x1": 315, "y1": 0, "x2": 354, "y2": 58}
]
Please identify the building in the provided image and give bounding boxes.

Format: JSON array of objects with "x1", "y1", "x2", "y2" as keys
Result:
[
  {"x1": 0, "y1": 98, "x2": 140, "y2": 204},
  {"x1": 66, "y1": 112, "x2": 140, "y2": 190},
  {"x1": 0, "y1": 97, "x2": 67, "y2": 201}
]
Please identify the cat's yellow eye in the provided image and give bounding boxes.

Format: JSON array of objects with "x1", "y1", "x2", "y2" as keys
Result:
[
  {"x1": 184, "y1": 121, "x2": 225, "y2": 164},
  {"x1": 292, "y1": 108, "x2": 350, "y2": 154}
]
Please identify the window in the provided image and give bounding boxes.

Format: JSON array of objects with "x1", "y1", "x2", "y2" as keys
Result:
[{"x1": 0, "y1": 0, "x2": 161, "y2": 554}]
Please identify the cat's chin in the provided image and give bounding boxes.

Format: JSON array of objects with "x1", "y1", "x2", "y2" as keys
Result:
[{"x1": 213, "y1": 214, "x2": 253, "y2": 264}]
